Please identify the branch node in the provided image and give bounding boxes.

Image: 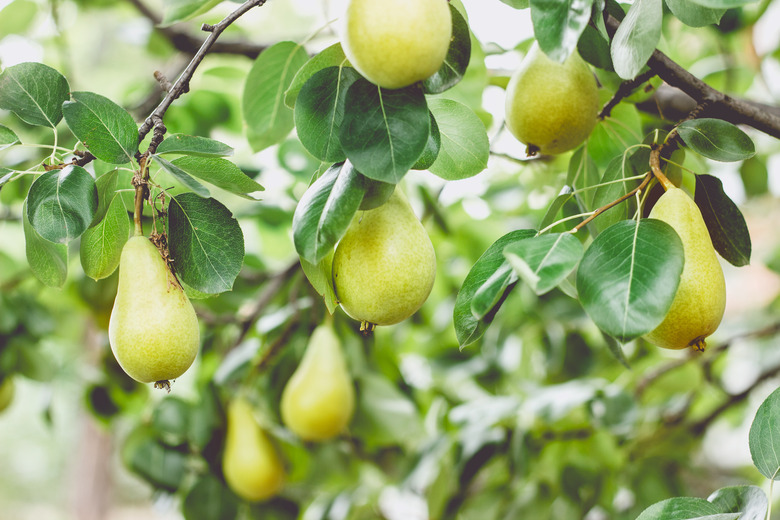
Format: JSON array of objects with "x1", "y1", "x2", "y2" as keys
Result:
[
  {"x1": 201, "y1": 23, "x2": 216, "y2": 32},
  {"x1": 153, "y1": 70, "x2": 173, "y2": 93}
]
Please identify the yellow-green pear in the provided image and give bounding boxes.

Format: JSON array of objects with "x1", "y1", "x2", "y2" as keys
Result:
[
  {"x1": 0, "y1": 377, "x2": 14, "y2": 412},
  {"x1": 332, "y1": 190, "x2": 436, "y2": 327},
  {"x1": 281, "y1": 323, "x2": 355, "y2": 441},
  {"x1": 505, "y1": 43, "x2": 599, "y2": 155},
  {"x1": 644, "y1": 187, "x2": 726, "y2": 350},
  {"x1": 108, "y1": 236, "x2": 199, "y2": 385},
  {"x1": 342, "y1": 0, "x2": 452, "y2": 89},
  {"x1": 223, "y1": 398, "x2": 285, "y2": 502}
]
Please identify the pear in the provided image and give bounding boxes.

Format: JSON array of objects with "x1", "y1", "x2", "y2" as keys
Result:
[
  {"x1": 281, "y1": 323, "x2": 355, "y2": 441},
  {"x1": 332, "y1": 190, "x2": 436, "y2": 327},
  {"x1": 644, "y1": 187, "x2": 726, "y2": 350},
  {"x1": 108, "y1": 235, "x2": 199, "y2": 385},
  {"x1": 222, "y1": 398, "x2": 285, "y2": 502},
  {"x1": 342, "y1": 0, "x2": 452, "y2": 89},
  {"x1": 504, "y1": 43, "x2": 599, "y2": 155}
]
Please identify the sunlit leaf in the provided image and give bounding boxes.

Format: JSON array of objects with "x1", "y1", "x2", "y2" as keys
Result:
[
  {"x1": 530, "y1": 0, "x2": 594, "y2": 63},
  {"x1": 504, "y1": 232, "x2": 584, "y2": 295},
  {"x1": 610, "y1": 0, "x2": 662, "y2": 79},
  {"x1": 427, "y1": 98, "x2": 489, "y2": 180},
  {"x1": 0, "y1": 62, "x2": 69, "y2": 127}
]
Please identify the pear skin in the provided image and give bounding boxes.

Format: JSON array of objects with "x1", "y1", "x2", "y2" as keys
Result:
[
  {"x1": 644, "y1": 187, "x2": 726, "y2": 350},
  {"x1": 332, "y1": 190, "x2": 436, "y2": 327},
  {"x1": 281, "y1": 323, "x2": 355, "y2": 441},
  {"x1": 342, "y1": 0, "x2": 452, "y2": 89},
  {"x1": 223, "y1": 398, "x2": 285, "y2": 502},
  {"x1": 504, "y1": 43, "x2": 599, "y2": 155},
  {"x1": 108, "y1": 236, "x2": 199, "y2": 384}
]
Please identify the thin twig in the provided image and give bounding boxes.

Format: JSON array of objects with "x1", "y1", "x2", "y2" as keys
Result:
[
  {"x1": 572, "y1": 172, "x2": 653, "y2": 232},
  {"x1": 599, "y1": 68, "x2": 657, "y2": 119}
]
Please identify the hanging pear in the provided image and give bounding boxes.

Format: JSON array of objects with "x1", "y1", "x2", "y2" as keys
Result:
[
  {"x1": 281, "y1": 323, "x2": 355, "y2": 441},
  {"x1": 108, "y1": 235, "x2": 199, "y2": 386},
  {"x1": 644, "y1": 187, "x2": 726, "y2": 350},
  {"x1": 504, "y1": 43, "x2": 599, "y2": 155},
  {"x1": 222, "y1": 397, "x2": 286, "y2": 502},
  {"x1": 332, "y1": 190, "x2": 436, "y2": 328}
]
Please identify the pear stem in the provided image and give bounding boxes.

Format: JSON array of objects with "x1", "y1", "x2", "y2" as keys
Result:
[
  {"x1": 571, "y1": 172, "x2": 653, "y2": 233},
  {"x1": 649, "y1": 145, "x2": 675, "y2": 191}
]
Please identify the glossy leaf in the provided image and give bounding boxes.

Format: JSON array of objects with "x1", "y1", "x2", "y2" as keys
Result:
[
  {"x1": 470, "y1": 263, "x2": 516, "y2": 320},
  {"x1": 340, "y1": 79, "x2": 430, "y2": 183},
  {"x1": 161, "y1": 0, "x2": 221, "y2": 26},
  {"x1": 708, "y1": 486, "x2": 767, "y2": 520},
  {"x1": 665, "y1": 0, "x2": 725, "y2": 27},
  {"x1": 749, "y1": 386, "x2": 780, "y2": 480},
  {"x1": 677, "y1": 118, "x2": 756, "y2": 162},
  {"x1": 79, "y1": 193, "x2": 130, "y2": 280},
  {"x1": 182, "y1": 475, "x2": 239, "y2": 520},
  {"x1": 412, "y1": 111, "x2": 441, "y2": 170},
  {"x1": 504, "y1": 233, "x2": 584, "y2": 295},
  {"x1": 22, "y1": 201, "x2": 68, "y2": 288},
  {"x1": 243, "y1": 42, "x2": 309, "y2": 152},
  {"x1": 427, "y1": 98, "x2": 489, "y2": 180},
  {"x1": 694, "y1": 174, "x2": 751, "y2": 267},
  {"x1": 169, "y1": 156, "x2": 264, "y2": 200},
  {"x1": 62, "y1": 91, "x2": 139, "y2": 164},
  {"x1": 576, "y1": 219, "x2": 684, "y2": 342},
  {"x1": 636, "y1": 497, "x2": 737, "y2": 520},
  {"x1": 530, "y1": 0, "x2": 594, "y2": 63},
  {"x1": 154, "y1": 156, "x2": 211, "y2": 198},
  {"x1": 610, "y1": 0, "x2": 662, "y2": 79},
  {"x1": 0, "y1": 62, "x2": 69, "y2": 127},
  {"x1": 26, "y1": 165, "x2": 98, "y2": 243},
  {"x1": 0, "y1": 124, "x2": 20, "y2": 151},
  {"x1": 423, "y1": 4, "x2": 472, "y2": 93},
  {"x1": 156, "y1": 134, "x2": 234, "y2": 157},
  {"x1": 285, "y1": 43, "x2": 348, "y2": 108},
  {"x1": 167, "y1": 193, "x2": 245, "y2": 294}
]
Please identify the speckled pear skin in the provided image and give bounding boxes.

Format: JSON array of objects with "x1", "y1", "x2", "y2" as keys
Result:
[
  {"x1": 108, "y1": 236, "x2": 199, "y2": 383},
  {"x1": 223, "y1": 398, "x2": 285, "y2": 502},
  {"x1": 644, "y1": 187, "x2": 726, "y2": 350},
  {"x1": 332, "y1": 190, "x2": 436, "y2": 326},
  {"x1": 281, "y1": 323, "x2": 355, "y2": 441},
  {"x1": 505, "y1": 43, "x2": 599, "y2": 155}
]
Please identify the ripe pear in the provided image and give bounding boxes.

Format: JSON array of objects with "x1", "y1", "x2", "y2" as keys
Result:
[
  {"x1": 504, "y1": 43, "x2": 599, "y2": 155},
  {"x1": 332, "y1": 190, "x2": 436, "y2": 327},
  {"x1": 108, "y1": 235, "x2": 199, "y2": 385},
  {"x1": 222, "y1": 398, "x2": 285, "y2": 502},
  {"x1": 341, "y1": 0, "x2": 452, "y2": 89},
  {"x1": 281, "y1": 323, "x2": 355, "y2": 441},
  {"x1": 644, "y1": 187, "x2": 726, "y2": 350}
]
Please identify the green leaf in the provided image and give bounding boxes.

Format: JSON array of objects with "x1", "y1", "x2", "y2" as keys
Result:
[
  {"x1": 122, "y1": 427, "x2": 188, "y2": 492},
  {"x1": 161, "y1": 0, "x2": 221, "y2": 26},
  {"x1": 665, "y1": 0, "x2": 725, "y2": 27},
  {"x1": 0, "y1": 168, "x2": 12, "y2": 188},
  {"x1": 694, "y1": 174, "x2": 751, "y2": 267},
  {"x1": 677, "y1": 118, "x2": 756, "y2": 162},
  {"x1": 22, "y1": 200, "x2": 68, "y2": 288},
  {"x1": 689, "y1": 0, "x2": 757, "y2": 8},
  {"x1": 422, "y1": 4, "x2": 472, "y2": 94},
  {"x1": 412, "y1": 111, "x2": 441, "y2": 170},
  {"x1": 62, "y1": 91, "x2": 139, "y2": 164},
  {"x1": 530, "y1": 0, "x2": 595, "y2": 63},
  {"x1": 636, "y1": 497, "x2": 736, "y2": 520},
  {"x1": 153, "y1": 156, "x2": 210, "y2": 198},
  {"x1": 285, "y1": 42, "x2": 348, "y2": 109},
  {"x1": 26, "y1": 165, "x2": 98, "y2": 243},
  {"x1": 0, "y1": 124, "x2": 20, "y2": 151},
  {"x1": 299, "y1": 253, "x2": 337, "y2": 314},
  {"x1": 91, "y1": 169, "x2": 120, "y2": 224},
  {"x1": 470, "y1": 263, "x2": 516, "y2": 320},
  {"x1": 708, "y1": 486, "x2": 767, "y2": 520},
  {"x1": 590, "y1": 152, "x2": 645, "y2": 232},
  {"x1": 182, "y1": 475, "x2": 240, "y2": 520},
  {"x1": 750, "y1": 386, "x2": 780, "y2": 480},
  {"x1": 167, "y1": 193, "x2": 245, "y2": 294},
  {"x1": 0, "y1": 1, "x2": 38, "y2": 38},
  {"x1": 587, "y1": 102, "x2": 643, "y2": 167},
  {"x1": 539, "y1": 185, "x2": 575, "y2": 230},
  {"x1": 576, "y1": 219, "x2": 684, "y2": 342},
  {"x1": 340, "y1": 79, "x2": 430, "y2": 183},
  {"x1": 243, "y1": 42, "x2": 309, "y2": 152},
  {"x1": 79, "y1": 194, "x2": 130, "y2": 280},
  {"x1": 168, "y1": 156, "x2": 264, "y2": 200},
  {"x1": 0, "y1": 62, "x2": 70, "y2": 127},
  {"x1": 504, "y1": 233, "x2": 584, "y2": 295},
  {"x1": 739, "y1": 156, "x2": 768, "y2": 197},
  {"x1": 427, "y1": 98, "x2": 489, "y2": 180},
  {"x1": 499, "y1": 0, "x2": 530, "y2": 7},
  {"x1": 610, "y1": 0, "x2": 662, "y2": 79},
  {"x1": 454, "y1": 230, "x2": 536, "y2": 347},
  {"x1": 293, "y1": 161, "x2": 366, "y2": 265},
  {"x1": 156, "y1": 134, "x2": 234, "y2": 157},
  {"x1": 294, "y1": 66, "x2": 361, "y2": 162},
  {"x1": 578, "y1": 25, "x2": 614, "y2": 71}
]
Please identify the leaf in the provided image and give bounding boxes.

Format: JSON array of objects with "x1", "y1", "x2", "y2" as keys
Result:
[
  {"x1": 708, "y1": 486, "x2": 767, "y2": 520},
  {"x1": 243, "y1": 42, "x2": 309, "y2": 152},
  {"x1": 91, "y1": 169, "x2": 120, "y2": 224},
  {"x1": 740, "y1": 156, "x2": 768, "y2": 197},
  {"x1": 664, "y1": 0, "x2": 725, "y2": 27},
  {"x1": 636, "y1": 497, "x2": 738, "y2": 520},
  {"x1": 299, "y1": 253, "x2": 337, "y2": 314},
  {"x1": 0, "y1": 124, "x2": 20, "y2": 151},
  {"x1": 454, "y1": 230, "x2": 537, "y2": 347},
  {"x1": 156, "y1": 134, "x2": 234, "y2": 157},
  {"x1": 576, "y1": 219, "x2": 684, "y2": 343},
  {"x1": 694, "y1": 174, "x2": 751, "y2": 267},
  {"x1": 22, "y1": 201, "x2": 68, "y2": 288},
  {"x1": 578, "y1": 25, "x2": 614, "y2": 71},
  {"x1": 26, "y1": 165, "x2": 98, "y2": 243},
  {"x1": 285, "y1": 43, "x2": 347, "y2": 109},
  {"x1": 427, "y1": 98, "x2": 489, "y2": 180},
  {"x1": 689, "y1": 0, "x2": 757, "y2": 7},
  {"x1": 153, "y1": 156, "x2": 211, "y2": 198},
  {"x1": 0, "y1": 62, "x2": 70, "y2": 127},
  {"x1": 351, "y1": 373, "x2": 424, "y2": 449},
  {"x1": 79, "y1": 193, "x2": 130, "y2": 280},
  {"x1": 422, "y1": 4, "x2": 472, "y2": 94},
  {"x1": 161, "y1": 0, "x2": 221, "y2": 26},
  {"x1": 412, "y1": 111, "x2": 441, "y2": 170},
  {"x1": 167, "y1": 193, "x2": 245, "y2": 294},
  {"x1": 470, "y1": 262, "x2": 516, "y2": 321},
  {"x1": 340, "y1": 79, "x2": 430, "y2": 183},
  {"x1": 182, "y1": 475, "x2": 239, "y2": 520},
  {"x1": 294, "y1": 66, "x2": 361, "y2": 162},
  {"x1": 504, "y1": 233, "x2": 584, "y2": 295},
  {"x1": 169, "y1": 156, "x2": 264, "y2": 200},
  {"x1": 62, "y1": 91, "x2": 139, "y2": 164},
  {"x1": 292, "y1": 161, "x2": 366, "y2": 265},
  {"x1": 610, "y1": 0, "x2": 662, "y2": 79},
  {"x1": 590, "y1": 152, "x2": 645, "y2": 231},
  {"x1": 499, "y1": 0, "x2": 529, "y2": 7},
  {"x1": 676, "y1": 119, "x2": 756, "y2": 162},
  {"x1": 539, "y1": 185, "x2": 575, "y2": 230},
  {"x1": 0, "y1": 168, "x2": 13, "y2": 188},
  {"x1": 749, "y1": 386, "x2": 780, "y2": 480},
  {"x1": 530, "y1": 0, "x2": 595, "y2": 63}
]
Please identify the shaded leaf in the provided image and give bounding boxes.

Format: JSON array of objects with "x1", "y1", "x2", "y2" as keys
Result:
[
  {"x1": 0, "y1": 62, "x2": 69, "y2": 127},
  {"x1": 636, "y1": 497, "x2": 737, "y2": 520},
  {"x1": 694, "y1": 174, "x2": 750, "y2": 267},
  {"x1": 427, "y1": 98, "x2": 489, "y2": 180},
  {"x1": 299, "y1": 253, "x2": 337, "y2": 314},
  {"x1": 665, "y1": 0, "x2": 725, "y2": 27},
  {"x1": 423, "y1": 4, "x2": 472, "y2": 94},
  {"x1": 739, "y1": 156, "x2": 768, "y2": 197},
  {"x1": 530, "y1": 0, "x2": 595, "y2": 63},
  {"x1": 708, "y1": 485, "x2": 767, "y2": 520},
  {"x1": 689, "y1": 0, "x2": 757, "y2": 7},
  {"x1": 22, "y1": 200, "x2": 68, "y2": 288},
  {"x1": 161, "y1": 0, "x2": 220, "y2": 26},
  {"x1": 590, "y1": 152, "x2": 645, "y2": 231},
  {"x1": 156, "y1": 134, "x2": 234, "y2": 157},
  {"x1": 169, "y1": 156, "x2": 264, "y2": 200},
  {"x1": 79, "y1": 193, "x2": 130, "y2": 280},
  {"x1": 0, "y1": 124, "x2": 20, "y2": 151},
  {"x1": 610, "y1": 0, "x2": 662, "y2": 79},
  {"x1": 285, "y1": 43, "x2": 347, "y2": 108},
  {"x1": 749, "y1": 386, "x2": 780, "y2": 480},
  {"x1": 470, "y1": 263, "x2": 516, "y2": 320},
  {"x1": 504, "y1": 233, "x2": 584, "y2": 294},
  {"x1": 412, "y1": 111, "x2": 441, "y2": 170},
  {"x1": 154, "y1": 156, "x2": 211, "y2": 198},
  {"x1": 182, "y1": 475, "x2": 240, "y2": 520},
  {"x1": 677, "y1": 118, "x2": 755, "y2": 162},
  {"x1": 63, "y1": 91, "x2": 139, "y2": 164}
]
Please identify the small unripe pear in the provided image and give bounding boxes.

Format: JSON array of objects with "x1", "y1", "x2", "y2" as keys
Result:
[
  {"x1": 281, "y1": 323, "x2": 355, "y2": 441},
  {"x1": 644, "y1": 187, "x2": 726, "y2": 350},
  {"x1": 342, "y1": 0, "x2": 452, "y2": 89},
  {"x1": 332, "y1": 190, "x2": 436, "y2": 327},
  {"x1": 505, "y1": 43, "x2": 599, "y2": 155},
  {"x1": 108, "y1": 236, "x2": 199, "y2": 385},
  {"x1": 223, "y1": 398, "x2": 285, "y2": 502}
]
